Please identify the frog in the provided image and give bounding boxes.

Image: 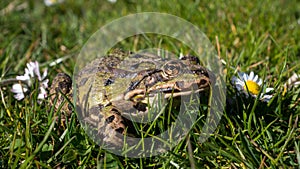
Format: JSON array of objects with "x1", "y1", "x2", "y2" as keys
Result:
[{"x1": 50, "y1": 49, "x2": 215, "y2": 147}]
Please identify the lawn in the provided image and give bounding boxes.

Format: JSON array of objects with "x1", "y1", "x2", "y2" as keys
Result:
[{"x1": 0, "y1": 0, "x2": 300, "y2": 168}]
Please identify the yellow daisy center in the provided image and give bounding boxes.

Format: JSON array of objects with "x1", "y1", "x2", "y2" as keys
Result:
[{"x1": 244, "y1": 80, "x2": 260, "y2": 95}]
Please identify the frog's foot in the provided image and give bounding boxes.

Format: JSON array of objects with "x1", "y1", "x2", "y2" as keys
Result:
[
  {"x1": 84, "y1": 105, "x2": 130, "y2": 146},
  {"x1": 49, "y1": 73, "x2": 73, "y2": 113},
  {"x1": 49, "y1": 73, "x2": 73, "y2": 128},
  {"x1": 104, "y1": 111, "x2": 126, "y2": 134}
]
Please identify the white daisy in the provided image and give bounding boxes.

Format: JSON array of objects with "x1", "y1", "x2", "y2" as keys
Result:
[
  {"x1": 11, "y1": 83, "x2": 28, "y2": 100},
  {"x1": 282, "y1": 73, "x2": 300, "y2": 96},
  {"x1": 284, "y1": 73, "x2": 300, "y2": 89},
  {"x1": 44, "y1": 0, "x2": 64, "y2": 6},
  {"x1": 231, "y1": 71, "x2": 274, "y2": 102},
  {"x1": 11, "y1": 61, "x2": 49, "y2": 102},
  {"x1": 107, "y1": 0, "x2": 117, "y2": 3}
]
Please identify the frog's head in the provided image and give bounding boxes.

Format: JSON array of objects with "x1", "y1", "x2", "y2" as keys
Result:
[{"x1": 124, "y1": 57, "x2": 215, "y2": 102}]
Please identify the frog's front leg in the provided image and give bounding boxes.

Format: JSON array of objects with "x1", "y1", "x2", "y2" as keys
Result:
[{"x1": 83, "y1": 103, "x2": 137, "y2": 147}]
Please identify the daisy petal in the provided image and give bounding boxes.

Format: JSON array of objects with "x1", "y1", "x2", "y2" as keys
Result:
[
  {"x1": 243, "y1": 73, "x2": 248, "y2": 81},
  {"x1": 42, "y1": 79, "x2": 49, "y2": 88},
  {"x1": 14, "y1": 92, "x2": 25, "y2": 100},
  {"x1": 26, "y1": 63, "x2": 35, "y2": 77},
  {"x1": 11, "y1": 84, "x2": 28, "y2": 93},
  {"x1": 231, "y1": 76, "x2": 238, "y2": 83},
  {"x1": 253, "y1": 75, "x2": 258, "y2": 83},
  {"x1": 238, "y1": 72, "x2": 244, "y2": 80},
  {"x1": 258, "y1": 79, "x2": 262, "y2": 86},
  {"x1": 16, "y1": 74, "x2": 30, "y2": 81},
  {"x1": 32, "y1": 61, "x2": 42, "y2": 80},
  {"x1": 249, "y1": 71, "x2": 254, "y2": 80},
  {"x1": 236, "y1": 85, "x2": 244, "y2": 91},
  {"x1": 38, "y1": 87, "x2": 47, "y2": 100},
  {"x1": 265, "y1": 87, "x2": 274, "y2": 93},
  {"x1": 107, "y1": 0, "x2": 117, "y2": 3},
  {"x1": 44, "y1": 0, "x2": 65, "y2": 6},
  {"x1": 232, "y1": 76, "x2": 245, "y2": 90},
  {"x1": 42, "y1": 69, "x2": 48, "y2": 80},
  {"x1": 261, "y1": 94, "x2": 273, "y2": 102}
]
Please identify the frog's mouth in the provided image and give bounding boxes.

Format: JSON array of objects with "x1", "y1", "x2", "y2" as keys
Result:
[
  {"x1": 124, "y1": 82, "x2": 210, "y2": 102},
  {"x1": 124, "y1": 72, "x2": 212, "y2": 102},
  {"x1": 113, "y1": 74, "x2": 212, "y2": 124}
]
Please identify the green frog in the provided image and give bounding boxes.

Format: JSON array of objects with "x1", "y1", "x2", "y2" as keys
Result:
[{"x1": 50, "y1": 49, "x2": 214, "y2": 147}]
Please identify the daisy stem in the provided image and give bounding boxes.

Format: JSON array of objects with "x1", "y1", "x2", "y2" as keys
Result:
[
  {"x1": 247, "y1": 71, "x2": 267, "y2": 134},
  {"x1": 0, "y1": 78, "x2": 24, "y2": 86},
  {"x1": 247, "y1": 96, "x2": 259, "y2": 135}
]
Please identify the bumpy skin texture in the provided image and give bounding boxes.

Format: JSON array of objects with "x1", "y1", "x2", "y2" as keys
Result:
[
  {"x1": 49, "y1": 73, "x2": 73, "y2": 113},
  {"x1": 50, "y1": 49, "x2": 214, "y2": 147}
]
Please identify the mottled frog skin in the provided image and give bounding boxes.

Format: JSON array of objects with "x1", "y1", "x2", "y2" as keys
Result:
[{"x1": 50, "y1": 49, "x2": 214, "y2": 147}]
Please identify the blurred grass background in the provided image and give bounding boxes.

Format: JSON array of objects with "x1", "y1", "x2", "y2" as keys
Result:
[{"x1": 0, "y1": 0, "x2": 299, "y2": 168}]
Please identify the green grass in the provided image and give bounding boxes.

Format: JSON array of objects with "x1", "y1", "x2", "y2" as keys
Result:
[{"x1": 1, "y1": 0, "x2": 300, "y2": 168}]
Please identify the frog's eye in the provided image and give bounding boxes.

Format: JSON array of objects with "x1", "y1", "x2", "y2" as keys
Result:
[{"x1": 163, "y1": 61, "x2": 182, "y2": 77}]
